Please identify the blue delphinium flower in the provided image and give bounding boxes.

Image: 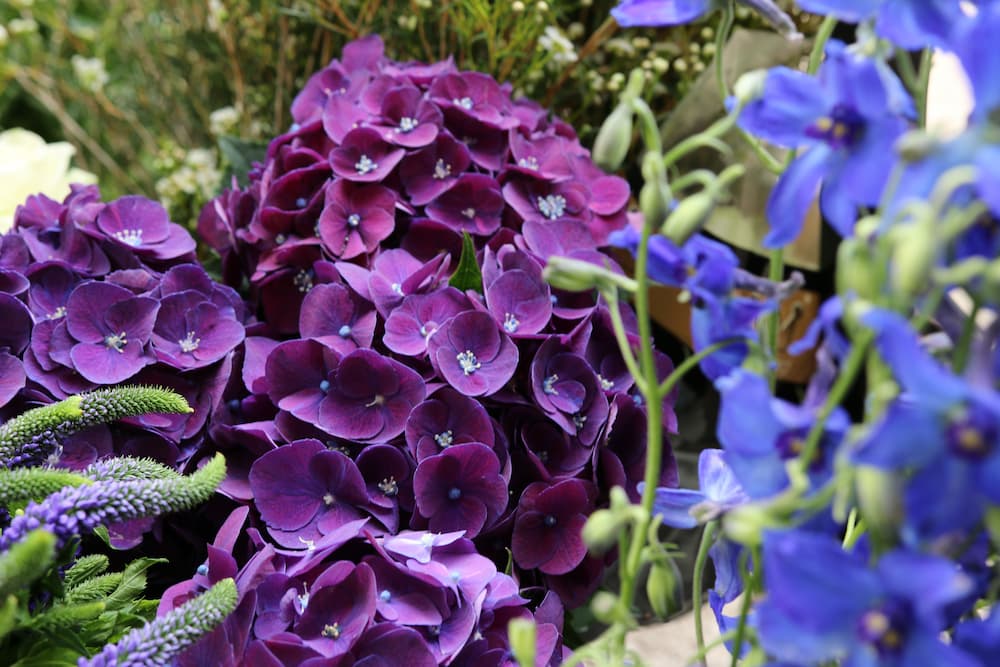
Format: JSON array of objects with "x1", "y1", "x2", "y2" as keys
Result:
[
  {"x1": 795, "y1": 0, "x2": 967, "y2": 49},
  {"x1": 757, "y1": 530, "x2": 979, "y2": 667},
  {"x1": 737, "y1": 41, "x2": 913, "y2": 246},
  {"x1": 716, "y1": 369, "x2": 848, "y2": 498},
  {"x1": 642, "y1": 448, "x2": 748, "y2": 529},
  {"x1": 611, "y1": 0, "x2": 800, "y2": 37},
  {"x1": 853, "y1": 309, "x2": 1000, "y2": 541}
]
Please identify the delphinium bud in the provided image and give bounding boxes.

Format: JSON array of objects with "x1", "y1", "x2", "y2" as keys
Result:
[
  {"x1": 0, "y1": 387, "x2": 193, "y2": 469},
  {"x1": 79, "y1": 578, "x2": 238, "y2": 667},
  {"x1": 592, "y1": 103, "x2": 634, "y2": 172},
  {"x1": 0, "y1": 454, "x2": 226, "y2": 552},
  {"x1": 543, "y1": 256, "x2": 638, "y2": 295}
]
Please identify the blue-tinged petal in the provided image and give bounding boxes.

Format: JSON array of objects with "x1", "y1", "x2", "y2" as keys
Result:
[
  {"x1": 900, "y1": 632, "x2": 982, "y2": 667},
  {"x1": 757, "y1": 600, "x2": 854, "y2": 664},
  {"x1": 738, "y1": 68, "x2": 830, "y2": 147},
  {"x1": 649, "y1": 487, "x2": 706, "y2": 529},
  {"x1": 698, "y1": 449, "x2": 749, "y2": 507},
  {"x1": 904, "y1": 457, "x2": 985, "y2": 540},
  {"x1": 876, "y1": 550, "x2": 976, "y2": 627},
  {"x1": 794, "y1": 0, "x2": 880, "y2": 22},
  {"x1": 709, "y1": 538, "x2": 743, "y2": 607},
  {"x1": 975, "y1": 451, "x2": 1000, "y2": 503},
  {"x1": 842, "y1": 648, "x2": 880, "y2": 667},
  {"x1": 852, "y1": 399, "x2": 944, "y2": 469},
  {"x1": 611, "y1": 0, "x2": 710, "y2": 27},
  {"x1": 726, "y1": 449, "x2": 789, "y2": 499},
  {"x1": 954, "y1": 4, "x2": 1000, "y2": 123},
  {"x1": 818, "y1": 173, "x2": 859, "y2": 239},
  {"x1": 716, "y1": 370, "x2": 784, "y2": 454},
  {"x1": 820, "y1": 42, "x2": 889, "y2": 120},
  {"x1": 954, "y1": 609, "x2": 1000, "y2": 663},
  {"x1": 762, "y1": 530, "x2": 880, "y2": 631},
  {"x1": 876, "y1": 0, "x2": 962, "y2": 50},
  {"x1": 860, "y1": 309, "x2": 969, "y2": 407},
  {"x1": 691, "y1": 298, "x2": 772, "y2": 380},
  {"x1": 764, "y1": 145, "x2": 832, "y2": 247}
]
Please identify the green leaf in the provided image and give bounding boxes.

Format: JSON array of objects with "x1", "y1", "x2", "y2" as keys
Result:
[
  {"x1": 448, "y1": 231, "x2": 483, "y2": 293},
  {"x1": 0, "y1": 594, "x2": 19, "y2": 641},
  {"x1": 104, "y1": 558, "x2": 166, "y2": 611},
  {"x1": 9, "y1": 644, "x2": 82, "y2": 667},
  {"x1": 218, "y1": 135, "x2": 268, "y2": 188}
]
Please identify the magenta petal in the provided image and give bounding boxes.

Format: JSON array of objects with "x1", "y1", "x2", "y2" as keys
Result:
[
  {"x1": 249, "y1": 440, "x2": 326, "y2": 531},
  {"x1": 70, "y1": 340, "x2": 150, "y2": 384},
  {"x1": 65, "y1": 282, "x2": 132, "y2": 343},
  {"x1": 0, "y1": 352, "x2": 25, "y2": 408}
]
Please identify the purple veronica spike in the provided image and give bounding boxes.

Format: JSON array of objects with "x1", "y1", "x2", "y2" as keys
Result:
[
  {"x1": 329, "y1": 127, "x2": 405, "y2": 183},
  {"x1": 405, "y1": 387, "x2": 495, "y2": 461},
  {"x1": 375, "y1": 85, "x2": 443, "y2": 148},
  {"x1": 413, "y1": 443, "x2": 508, "y2": 538},
  {"x1": 427, "y1": 311, "x2": 518, "y2": 397},
  {"x1": 299, "y1": 282, "x2": 376, "y2": 355},
  {"x1": 399, "y1": 131, "x2": 472, "y2": 206},
  {"x1": 152, "y1": 291, "x2": 246, "y2": 370},
  {"x1": 317, "y1": 180, "x2": 397, "y2": 259},
  {"x1": 96, "y1": 195, "x2": 197, "y2": 262},
  {"x1": 383, "y1": 288, "x2": 469, "y2": 356},
  {"x1": 426, "y1": 174, "x2": 504, "y2": 236},
  {"x1": 318, "y1": 349, "x2": 427, "y2": 443},
  {"x1": 512, "y1": 479, "x2": 596, "y2": 575},
  {"x1": 65, "y1": 282, "x2": 159, "y2": 384},
  {"x1": 249, "y1": 440, "x2": 369, "y2": 548}
]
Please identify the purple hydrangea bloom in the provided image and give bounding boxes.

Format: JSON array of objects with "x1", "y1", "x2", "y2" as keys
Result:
[
  {"x1": 530, "y1": 337, "x2": 609, "y2": 445},
  {"x1": 413, "y1": 442, "x2": 508, "y2": 537},
  {"x1": 317, "y1": 348, "x2": 427, "y2": 443},
  {"x1": 427, "y1": 311, "x2": 518, "y2": 397},
  {"x1": 373, "y1": 85, "x2": 443, "y2": 148},
  {"x1": 317, "y1": 180, "x2": 397, "y2": 259},
  {"x1": 383, "y1": 287, "x2": 469, "y2": 356},
  {"x1": 405, "y1": 387, "x2": 495, "y2": 461},
  {"x1": 298, "y1": 282, "x2": 376, "y2": 355},
  {"x1": 248, "y1": 439, "x2": 370, "y2": 548},
  {"x1": 512, "y1": 479, "x2": 596, "y2": 575},
  {"x1": 152, "y1": 290, "x2": 245, "y2": 370},
  {"x1": 426, "y1": 174, "x2": 504, "y2": 236},
  {"x1": 399, "y1": 132, "x2": 472, "y2": 206},
  {"x1": 65, "y1": 282, "x2": 159, "y2": 384},
  {"x1": 95, "y1": 195, "x2": 197, "y2": 263},
  {"x1": 330, "y1": 127, "x2": 406, "y2": 183},
  {"x1": 265, "y1": 338, "x2": 341, "y2": 424},
  {"x1": 294, "y1": 561, "x2": 377, "y2": 658}
]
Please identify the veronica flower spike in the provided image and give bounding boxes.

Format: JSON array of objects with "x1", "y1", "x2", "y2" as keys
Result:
[
  {"x1": 611, "y1": 0, "x2": 800, "y2": 37},
  {"x1": 736, "y1": 41, "x2": 913, "y2": 247}
]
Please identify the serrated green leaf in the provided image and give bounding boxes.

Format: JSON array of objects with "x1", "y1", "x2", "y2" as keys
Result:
[
  {"x1": 64, "y1": 555, "x2": 110, "y2": 589},
  {"x1": 448, "y1": 231, "x2": 483, "y2": 293},
  {"x1": 65, "y1": 573, "x2": 123, "y2": 604},
  {"x1": 104, "y1": 558, "x2": 166, "y2": 611},
  {"x1": 9, "y1": 644, "x2": 82, "y2": 667},
  {"x1": 218, "y1": 135, "x2": 268, "y2": 188}
]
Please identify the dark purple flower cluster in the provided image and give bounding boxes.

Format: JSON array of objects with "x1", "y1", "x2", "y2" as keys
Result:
[
  {"x1": 1, "y1": 186, "x2": 245, "y2": 474},
  {"x1": 159, "y1": 508, "x2": 570, "y2": 666},
  {"x1": 188, "y1": 33, "x2": 679, "y2": 657}
]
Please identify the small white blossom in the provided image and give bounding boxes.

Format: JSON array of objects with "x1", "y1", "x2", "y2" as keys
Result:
[
  {"x1": 538, "y1": 26, "x2": 577, "y2": 66},
  {"x1": 209, "y1": 106, "x2": 240, "y2": 137},
  {"x1": 71, "y1": 55, "x2": 109, "y2": 93}
]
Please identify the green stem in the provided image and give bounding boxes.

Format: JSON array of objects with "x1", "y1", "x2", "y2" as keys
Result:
[
  {"x1": 953, "y1": 297, "x2": 980, "y2": 374},
  {"x1": 795, "y1": 330, "x2": 874, "y2": 475},
  {"x1": 657, "y1": 338, "x2": 746, "y2": 399},
  {"x1": 663, "y1": 113, "x2": 740, "y2": 170},
  {"x1": 765, "y1": 248, "x2": 785, "y2": 389},
  {"x1": 916, "y1": 48, "x2": 933, "y2": 128},
  {"x1": 685, "y1": 629, "x2": 739, "y2": 667},
  {"x1": 692, "y1": 521, "x2": 718, "y2": 666},
  {"x1": 605, "y1": 292, "x2": 646, "y2": 395},
  {"x1": 729, "y1": 549, "x2": 755, "y2": 667},
  {"x1": 714, "y1": 2, "x2": 736, "y2": 104},
  {"x1": 808, "y1": 16, "x2": 838, "y2": 75},
  {"x1": 842, "y1": 508, "x2": 858, "y2": 548}
]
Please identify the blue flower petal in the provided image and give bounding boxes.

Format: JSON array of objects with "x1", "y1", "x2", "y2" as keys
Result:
[
  {"x1": 611, "y1": 0, "x2": 710, "y2": 27},
  {"x1": 876, "y1": 0, "x2": 964, "y2": 50},
  {"x1": 876, "y1": 549, "x2": 975, "y2": 627},
  {"x1": 648, "y1": 487, "x2": 706, "y2": 529},
  {"x1": 794, "y1": 0, "x2": 880, "y2": 22},
  {"x1": 757, "y1": 599, "x2": 855, "y2": 664},
  {"x1": 904, "y1": 458, "x2": 985, "y2": 540},
  {"x1": 698, "y1": 449, "x2": 749, "y2": 507},
  {"x1": 738, "y1": 68, "x2": 830, "y2": 147},
  {"x1": 852, "y1": 398, "x2": 944, "y2": 469},
  {"x1": 954, "y1": 4, "x2": 1000, "y2": 123},
  {"x1": 764, "y1": 145, "x2": 832, "y2": 247}
]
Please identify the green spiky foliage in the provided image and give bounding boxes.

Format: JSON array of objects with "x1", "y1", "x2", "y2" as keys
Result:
[
  {"x1": 0, "y1": 387, "x2": 227, "y2": 665},
  {"x1": 0, "y1": 386, "x2": 193, "y2": 468},
  {"x1": 81, "y1": 578, "x2": 238, "y2": 667}
]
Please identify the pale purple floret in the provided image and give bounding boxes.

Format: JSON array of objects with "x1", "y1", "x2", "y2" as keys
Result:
[{"x1": 426, "y1": 311, "x2": 518, "y2": 397}]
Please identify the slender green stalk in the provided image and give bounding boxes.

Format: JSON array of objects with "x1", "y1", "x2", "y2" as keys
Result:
[
  {"x1": 713, "y1": 2, "x2": 736, "y2": 104},
  {"x1": 657, "y1": 338, "x2": 746, "y2": 399},
  {"x1": 604, "y1": 292, "x2": 646, "y2": 395},
  {"x1": 685, "y1": 629, "x2": 738, "y2": 666},
  {"x1": 808, "y1": 16, "x2": 838, "y2": 75},
  {"x1": 692, "y1": 521, "x2": 718, "y2": 666},
  {"x1": 916, "y1": 48, "x2": 933, "y2": 127},
  {"x1": 953, "y1": 297, "x2": 980, "y2": 374},
  {"x1": 663, "y1": 113, "x2": 740, "y2": 170},
  {"x1": 795, "y1": 330, "x2": 874, "y2": 474},
  {"x1": 729, "y1": 550, "x2": 755, "y2": 667}
]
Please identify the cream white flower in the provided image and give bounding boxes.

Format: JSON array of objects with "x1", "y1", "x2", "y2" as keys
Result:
[
  {"x1": 0, "y1": 128, "x2": 96, "y2": 232},
  {"x1": 538, "y1": 26, "x2": 577, "y2": 66}
]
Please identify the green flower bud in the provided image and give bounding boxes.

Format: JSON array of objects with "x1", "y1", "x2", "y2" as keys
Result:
[
  {"x1": 645, "y1": 561, "x2": 677, "y2": 619},
  {"x1": 731, "y1": 69, "x2": 768, "y2": 106},
  {"x1": 662, "y1": 191, "x2": 715, "y2": 245},
  {"x1": 895, "y1": 130, "x2": 939, "y2": 163},
  {"x1": 590, "y1": 590, "x2": 620, "y2": 624},
  {"x1": 980, "y1": 257, "x2": 1000, "y2": 303},
  {"x1": 890, "y1": 218, "x2": 937, "y2": 301},
  {"x1": 640, "y1": 178, "x2": 672, "y2": 230},
  {"x1": 543, "y1": 256, "x2": 637, "y2": 295},
  {"x1": 0, "y1": 529, "x2": 56, "y2": 598},
  {"x1": 836, "y1": 237, "x2": 878, "y2": 301},
  {"x1": 721, "y1": 502, "x2": 785, "y2": 547},
  {"x1": 582, "y1": 509, "x2": 625, "y2": 555},
  {"x1": 592, "y1": 103, "x2": 634, "y2": 172},
  {"x1": 855, "y1": 465, "x2": 903, "y2": 545},
  {"x1": 507, "y1": 617, "x2": 537, "y2": 667}
]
